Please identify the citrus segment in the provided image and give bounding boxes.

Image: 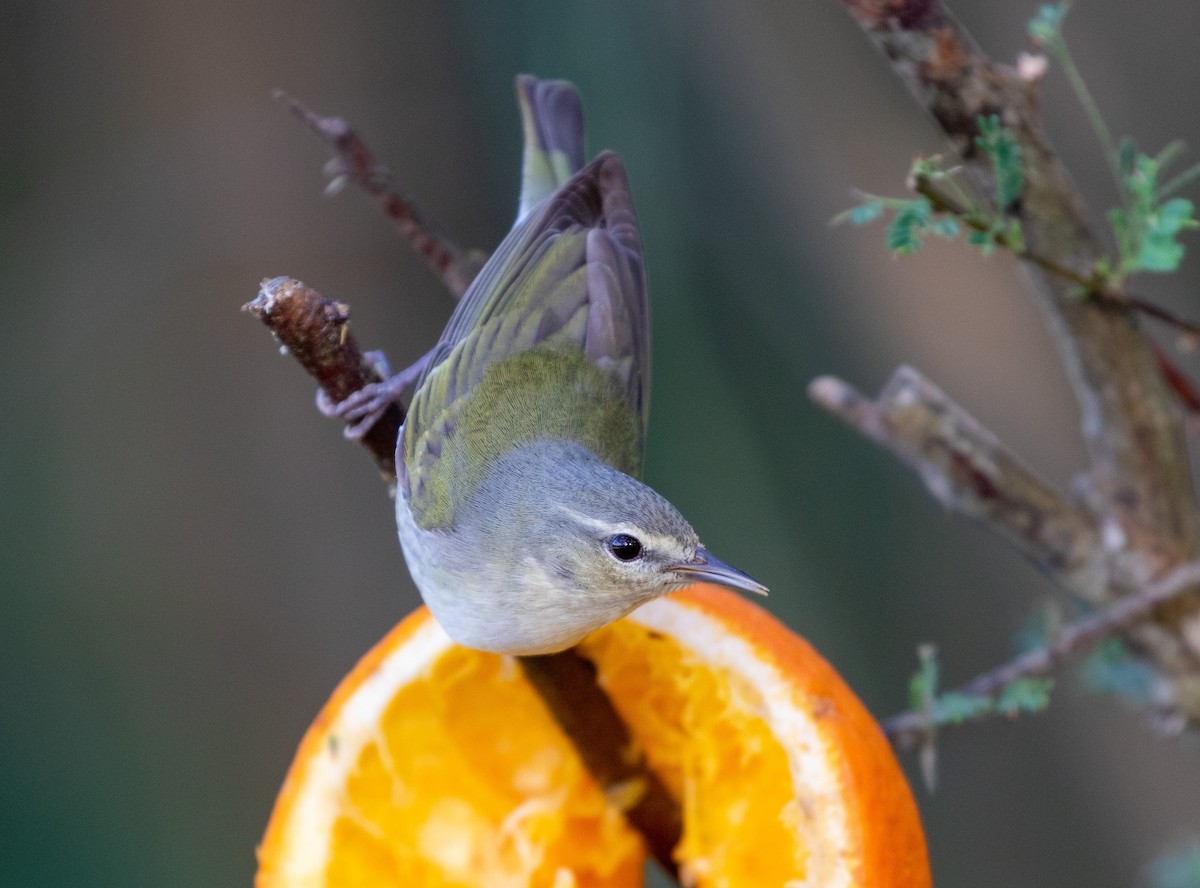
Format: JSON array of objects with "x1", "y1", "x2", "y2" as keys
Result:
[
  {"x1": 256, "y1": 585, "x2": 930, "y2": 887},
  {"x1": 614, "y1": 584, "x2": 930, "y2": 888}
]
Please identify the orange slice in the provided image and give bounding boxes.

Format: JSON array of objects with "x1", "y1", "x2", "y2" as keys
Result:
[{"x1": 256, "y1": 585, "x2": 930, "y2": 887}]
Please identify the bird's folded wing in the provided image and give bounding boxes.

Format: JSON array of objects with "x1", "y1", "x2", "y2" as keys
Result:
[{"x1": 402, "y1": 152, "x2": 649, "y2": 526}]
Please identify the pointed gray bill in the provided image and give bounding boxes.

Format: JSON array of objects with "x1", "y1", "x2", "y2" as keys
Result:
[{"x1": 669, "y1": 547, "x2": 769, "y2": 596}]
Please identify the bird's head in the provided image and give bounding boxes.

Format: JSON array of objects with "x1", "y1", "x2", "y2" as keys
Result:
[{"x1": 464, "y1": 440, "x2": 767, "y2": 643}]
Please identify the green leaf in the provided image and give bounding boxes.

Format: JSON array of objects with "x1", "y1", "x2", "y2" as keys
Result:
[
  {"x1": 933, "y1": 692, "x2": 993, "y2": 725},
  {"x1": 929, "y1": 216, "x2": 960, "y2": 239},
  {"x1": 1082, "y1": 637, "x2": 1159, "y2": 701},
  {"x1": 1004, "y1": 218, "x2": 1026, "y2": 253},
  {"x1": 976, "y1": 115, "x2": 1024, "y2": 210},
  {"x1": 1129, "y1": 153, "x2": 1159, "y2": 209},
  {"x1": 1111, "y1": 153, "x2": 1197, "y2": 274},
  {"x1": 887, "y1": 198, "x2": 932, "y2": 255},
  {"x1": 966, "y1": 230, "x2": 990, "y2": 246},
  {"x1": 1138, "y1": 197, "x2": 1195, "y2": 271},
  {"x1": 1028, "y1": 3, "x2": 1068, "y2": 45},
  {"x1": 1157, "y1": 196, "x2": 1195, "y2": 229},
  {"x1": 995, "y1": 677, "x2": 1054, "y2": 715},
  {"x1": 849, "y1": 200, "x2": 884, "y2": 225}
]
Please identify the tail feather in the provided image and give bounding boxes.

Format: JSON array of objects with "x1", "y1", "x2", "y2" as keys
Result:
[{"x1": 516, "y1": 75, "x2": 586, "y2": 222}]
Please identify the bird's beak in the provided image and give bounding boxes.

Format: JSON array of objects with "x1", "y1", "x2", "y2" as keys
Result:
[{"x1": 669, "y1": 547, "x2": 769, "y2": 596}]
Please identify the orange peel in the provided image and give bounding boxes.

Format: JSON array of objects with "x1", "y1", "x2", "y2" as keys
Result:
[{"x1": 256, "y1": 584, "x2": 930, "y2": 887}]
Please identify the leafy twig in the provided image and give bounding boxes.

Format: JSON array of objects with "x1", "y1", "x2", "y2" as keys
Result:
[
  {"x1": 884, "y1": 559, "x2": 1200, "y2": 745},
  {"x1": 834, "y1": 0, "x2": 1200, "y2": 728},
  {"x1": 913, "y1": 175, "x2": 1200, "y2": 338}
]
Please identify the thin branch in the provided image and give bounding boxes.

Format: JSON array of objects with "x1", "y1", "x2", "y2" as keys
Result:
[
  {"x1": 1039, "y1": 33, "x2": 1124, "y2": 196},
  {"x1": 884, "y1": 559, "x2": 1200, "y2": 744},
  {"x1": 809, "y1": 368, "x2": 1104, "y2": 598},
  {"x1": 244, "y1": 275, "x2": 683, "y2": 882},
  {"x1": 520, "y1": 653, "x2": 682, "y2": 875},
  {"x1": 839, "y1": 0, "x2": 1200, "y2": 564},
  {"x1": 915, "y1": 175, "x2": 1200, "y2": 340},
  {"x1": 1158, "y1": 159, "x2": 1200, "y2": 200},
  {"x1": 274, "y1": 91, "x2": 487, "y2": 299},
  {"x1": 244, "y1": 277, "x2": 401, "y2": 479}
]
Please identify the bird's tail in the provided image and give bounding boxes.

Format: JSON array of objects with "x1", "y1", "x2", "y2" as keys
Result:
[{"x1": 515, "y1": 75, "x2": 586, "y2": 223}]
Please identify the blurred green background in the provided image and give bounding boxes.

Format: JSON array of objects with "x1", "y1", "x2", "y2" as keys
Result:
[{"x1": 4, "y1": 1, "x2": 1200, "y2": 885}]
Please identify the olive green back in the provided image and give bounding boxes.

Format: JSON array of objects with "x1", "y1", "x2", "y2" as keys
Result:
[{"x1": 401, "y1": 152, "x2": 649, "y2": 530}]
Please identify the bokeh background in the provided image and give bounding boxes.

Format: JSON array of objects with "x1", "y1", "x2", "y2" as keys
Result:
[{"x1": 5, "y1": 1, "x2": 1200, "y2": 885}]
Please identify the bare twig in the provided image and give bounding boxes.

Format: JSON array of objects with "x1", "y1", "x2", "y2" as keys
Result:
[
  {"x1": 809, "y1": 368, "x2": 1105, "y2": 597},
  {"x1": 245, "y1": 275, "x2": 683, "y2": 881},
  {"x1": 885, "y1": 559, "x2": 1200, "y2": 744},
  {"x1": 836, "y1": 0, "x2": 1200, "y2": 723},
  {"x1": 520, "y1": 653, "x2": 682, "y2": 875},
  {"x1": 244, "y1": 277, "x2": 401, "y2": 479},
  {"x1": 274, "y1": 91, "x2": 487, "y2": 299}
]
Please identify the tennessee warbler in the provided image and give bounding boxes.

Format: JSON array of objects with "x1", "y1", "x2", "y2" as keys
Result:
[{"x1": 324, "y1": 75, "x2": 766, "y2": 654}]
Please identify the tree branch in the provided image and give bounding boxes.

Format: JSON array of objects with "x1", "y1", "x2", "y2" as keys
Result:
[
  {"x1": 245, "y1": 277, "x2": 400, "y2": 479},
  {"x1": 809, "y1": 368, "x2": 1104, "y2": 597},
  {"x1": 274, "y1": 91, "x2": 486, "y2": 300},
  {"x1": 836, "y1": 0, "x2": 1200, "y2": 723},
  {"x1": 884, "y1": 559, "x2": 1200, "y2": 745}
]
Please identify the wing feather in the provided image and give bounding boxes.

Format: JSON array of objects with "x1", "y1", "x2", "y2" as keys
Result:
[{"x1": 402, "y1": 153, "x2": 648, "y2": 525}]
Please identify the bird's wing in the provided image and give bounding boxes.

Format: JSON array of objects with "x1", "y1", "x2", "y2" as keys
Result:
[{"x1": 401, "y1": 152, "x2": 649, "y2": 528}]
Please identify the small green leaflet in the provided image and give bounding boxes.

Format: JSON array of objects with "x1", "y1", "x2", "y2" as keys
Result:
[
  {"x1": 832, "y1": 200, "x2": 884, "y2": 226},
  {"x1": 906, "y1": 645, "x2": 1053, "y2": 728},
  {"x1": 932, "y1": 692, "x2": 992, "y2": 724},
  {"x1": 976, "y1": 115, "x2": 1024, "y2": 210},
  {"x1": 1112, "y1": 152, "x2": 1198, "y2": 274},
  {"x1": 995, "y1": 678, "x2": 1054, "y2": 715},
  {"x1": 1028, "y1": 3, "x2": 1068, "y2": 45},
  {"x1": 929, "y1": 217, "x2": 960, "y2": 239},
  {"x1": 887, "y1": 199, "x2": 933, "y2": 254},
  {"x1": 1139, "y1": 197, "x2": 1196, "y2": 271},
  {"x1": 1081, "y1": 637, "x2": 1158, "y2": 701}
]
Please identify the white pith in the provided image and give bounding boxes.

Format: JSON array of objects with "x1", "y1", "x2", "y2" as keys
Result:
[{"x1": 270, "y1": 596, "x2": 854, "y2": 888}]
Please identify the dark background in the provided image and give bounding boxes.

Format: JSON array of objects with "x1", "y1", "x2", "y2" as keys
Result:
[{"x1": 4, "y1": 1, "x2": 1200, "y2": 885}]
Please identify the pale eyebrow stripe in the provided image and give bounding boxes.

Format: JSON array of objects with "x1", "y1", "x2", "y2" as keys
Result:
[{"x1": 551, "y1": 505, "x2": 680, "y2": 552}]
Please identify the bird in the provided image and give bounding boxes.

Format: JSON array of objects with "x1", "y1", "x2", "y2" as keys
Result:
[{"x1": 323, "y1": 75, "x2": 767, "y2": 655}]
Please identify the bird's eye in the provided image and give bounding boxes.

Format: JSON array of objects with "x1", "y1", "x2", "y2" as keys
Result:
[{"x1": 606, "y1": 533, "x2": 643, "y2": 562}]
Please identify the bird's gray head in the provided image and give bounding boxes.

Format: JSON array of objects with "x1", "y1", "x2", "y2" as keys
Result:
[{"x1": 464, "y1": 440, "x2": 766, "y2": 627}]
